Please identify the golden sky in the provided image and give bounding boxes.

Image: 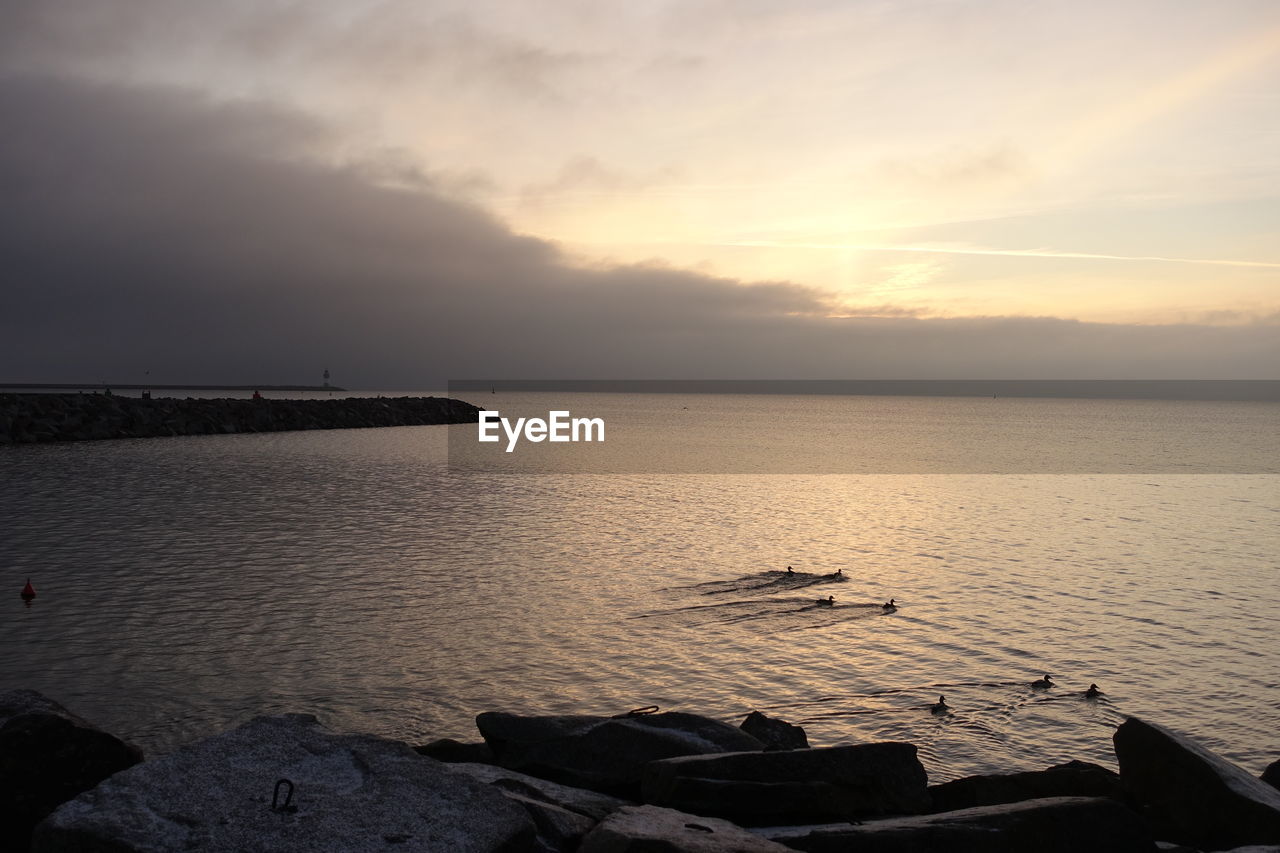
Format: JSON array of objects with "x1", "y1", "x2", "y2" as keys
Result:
[{"x1": 7, "y1": 0, "x2": 1280, "y2": 331}]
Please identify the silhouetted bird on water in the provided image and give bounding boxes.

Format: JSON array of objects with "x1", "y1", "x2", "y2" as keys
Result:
[
  {"x1": 816, "y1": 595, "x2": 834, "y2": 606},
  {"x1": 1085, "y1": 683, "x2": 1103, "y2": 698},
  {"x1": 930, "y1": 695, "x2": 948, "y2": 714},
  {"x1": 882, "y1": 598, "x2": 896, "y2": 611},
  {"x1": 1031, "y1": 674, "x2": 1054, "y2": 689},
  {"x1": 787, "y1": 566, "x2": 794, "y2": 574}
]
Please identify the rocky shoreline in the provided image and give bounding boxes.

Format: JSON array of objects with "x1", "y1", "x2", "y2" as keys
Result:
[
  {"x1": 4, "y1": 690, "x2": 1279, "y2": 852},
  {"x1": 0, "y1": 394, "x2": 481, "y2": 444}
]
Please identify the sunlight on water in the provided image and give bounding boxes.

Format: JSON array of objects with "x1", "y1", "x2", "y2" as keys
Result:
[{"x1": 2, "y1": 396, "x2": 1277, "y2": 784}]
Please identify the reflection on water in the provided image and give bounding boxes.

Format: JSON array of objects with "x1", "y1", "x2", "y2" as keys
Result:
[{"x1": 2, "y1": 397, "x2": 1278, "y2": 783}]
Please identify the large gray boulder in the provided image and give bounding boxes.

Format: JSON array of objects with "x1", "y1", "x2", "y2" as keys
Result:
[
  {"x1": 475, "y1": 711, "x2": 764, "y2": 796},
  {"x1": 641, "y1": 742, "x2": 930, "y2": 825},
  {"x1": 930, "y1": 759, "x2": 1127, "y2": 812},
  {"x1": 448, "y1": 762, "x2": 633, "y2": 851},
  {"x1": 501, "y1": 792, "x2": 597, "y2": 853},
  {"x1": 449, "y1": 762, "x2": 634, "y2": 821},
  {"x1": 31, "y1": 714, "x2": 535, "y2": 852},
  {"x1": 1114, "y1": 717, "x2": 1280, "y2": 850},
  {"x1": 577, "y1": 805, "x2": 793, "y2": 852},
  {"x1": 762, "y1": 796, "x2": 1156, "y2": 852},
  {"x1": 1, "y1": 689, "x2": 143, "y2": 852}
]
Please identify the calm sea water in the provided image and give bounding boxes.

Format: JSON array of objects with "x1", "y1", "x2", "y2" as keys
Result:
[{"x1": 2, "y1": 393, "x2": 1277, "y2": 783}]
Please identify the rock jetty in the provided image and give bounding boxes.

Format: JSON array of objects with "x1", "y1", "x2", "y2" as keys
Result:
[
  {"x1": 0, "y1": 393, "x2": 480, "y2": 444},
  {"x1": 7, "y1": 688, "x2": 1280, "y2": 852}
]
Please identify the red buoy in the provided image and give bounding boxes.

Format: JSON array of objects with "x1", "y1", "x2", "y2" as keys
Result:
[{"x1": 20, "y1": 579, "x2": 35, "y2": 601}]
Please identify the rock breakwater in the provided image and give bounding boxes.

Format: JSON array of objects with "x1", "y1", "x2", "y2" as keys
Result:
[
  {"x1": 11, "y1": 689, "x2": 1280, "y2": 852},
  {"x1": 0, "y1": 393, "x2": 480, "y2": 444}
]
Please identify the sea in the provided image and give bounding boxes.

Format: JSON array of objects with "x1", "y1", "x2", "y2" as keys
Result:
[{"x1": 2, "y1": 388, "x2": 1277, "y2": 783}]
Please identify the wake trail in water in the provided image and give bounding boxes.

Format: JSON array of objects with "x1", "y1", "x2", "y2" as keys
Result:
[
  {"x1": 644, "y1": 569, "x2": 896, "y2": 633},
  {"x1": 663, "y1": 570, "x2": 850, "y2": 596}
]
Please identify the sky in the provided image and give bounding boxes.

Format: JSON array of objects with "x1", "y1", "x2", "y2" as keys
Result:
[{"x1": 2, "y1": 0, "x2": 1278, "y2": 385}]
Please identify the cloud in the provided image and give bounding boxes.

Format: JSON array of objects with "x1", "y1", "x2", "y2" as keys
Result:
[
  {"x1": 720, "y1": 240, "x2": 1280, "y2": 270},
  {"x1": 517, "y1": 155, "x2": 679, "y2": 204},
  {"x1": 1, "y1": 73, "x2": 1276, "y2": 386},
  {"x1": 878, "y1": 145, "x2": 1029, "y2": 189},
  {"x1": 0, "y1": 1, "x2": 597, "y2": 99},
  {"x1": 864, "y1": 261, "x2": 946, "y2": 296}
]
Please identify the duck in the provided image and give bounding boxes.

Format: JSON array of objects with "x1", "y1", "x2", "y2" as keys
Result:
[
  {"x1": 881, "y1": 598, "x2": 896, "y2": 611},
  {"x1": 930, "y1": 695, "x2": 948, "y2": 714},
  {"x1": 1031, "y1": 674, "x2": 1054, "y2": 689},
  {"x1": 1085, "y1": 683, "x2": 1103, "y2": 698},
  {"x1": 816, "y1": 595, "x2": 834, "y2": 606},
  {"x1": 786, "y1": 566, "x2": 795, "y2": 575}
]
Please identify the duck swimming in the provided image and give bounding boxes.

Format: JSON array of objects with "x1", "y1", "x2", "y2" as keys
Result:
[
  {"x1": 882, "y1": 598, "x2": 896, "y2": 611},
  {"x1": 816, "y1": 595, "x2": 834, "y2": 605},
  {"x1": 1031, "y1": 674, "x2": 1054, "y2": 689},
  {"x1": 930, "y1": 695, "x2": 948, "y2": 714},
  {"x1": 1085, "y1": 683, "x2": 1103, "y2": 698}
]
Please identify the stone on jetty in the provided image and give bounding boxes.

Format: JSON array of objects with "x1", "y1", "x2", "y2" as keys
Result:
[
  {"x1": 641, "y1": 743, "x2": 930, "y2": 825},
  {"x1": 739, "y1": 711, "x2": 808, "y2": 751},
  {"x1": 475, "y1": 711, "x2": 764, "y2": 796},
  {"x1": 0, "y1": 689, "x2": 143, "y2": 853},
  {"x1": 1114, "y1": 717, "x2": 1280, "y2": 851},
  {"x1": 762, "y1": 796, "x2": 1156, "y2": 853},
  {"x1": 449, "y1": 763, "x2": 634, "y2": 821},
  {"x1": 31, "y1": 714, "x2": 535, "y2": 853},
  {"x1": 577, "y1": 805, "x2": 793, "y2": 853},
  {"x1": 930, "y1": 759, "x2": 1127, "y2": 812}
]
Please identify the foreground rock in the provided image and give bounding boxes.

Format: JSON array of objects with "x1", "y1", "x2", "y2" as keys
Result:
[
  {"x1": 449, "y1": 762, "x2": 635, "y2": 851},
  {"x1": 1264, "y1": 759, "x2": 1280, "y2": 792},
  {"x1": 449, "y1": 763, "x2": 634, "y2": 821},
  {"x1": 642, "y1": 743, "x2": 929, "y2": 825},
  {"x1": 0, "y1": 689, "x2": 143, "y2": 853},
  {"x1": 416, "y1": 737, "x2": 495, "y2": 764},
  {"x1": 476, "y1": 711, "x2": 764, "y2": 796},
  {"x1": 930, "y1": 760, "x2": 1127, "y2": 812},
  {"x1": 1114, "y1": 717, "x2": 1280, "y2": 851},
  {"x1": 578, "y1": 805, "x2": 793, "y2": 852},
  {"x1": 500, "y1": 794, "x2": 597, "y2": 853},
  {"x1": 762, "y1": 796, "x2": 1156, "y2": 853},
  {"x1": 32, "y1": 714, "x2": 534, "y2": 853},
  {"x1": 739, "y1": 712, "x2": 808, "y2": 751},
  {"x1": 0, "y1": 393, "x2": 480, "y2": 444}
]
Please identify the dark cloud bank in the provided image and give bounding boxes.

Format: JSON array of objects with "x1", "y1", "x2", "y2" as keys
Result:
[{"x1": 2, "y1": 74, "x2": 1276, "y2": 387}]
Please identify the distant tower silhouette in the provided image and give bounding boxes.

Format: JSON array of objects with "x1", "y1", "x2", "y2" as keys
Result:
[{"x1": 323, "y1": 368, "x2": 330, "y2": 389}]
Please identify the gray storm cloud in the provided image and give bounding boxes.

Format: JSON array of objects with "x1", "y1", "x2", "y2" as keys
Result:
[{"x1": 1, "y1": 73, "x2": 1276, "y2": 386}]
